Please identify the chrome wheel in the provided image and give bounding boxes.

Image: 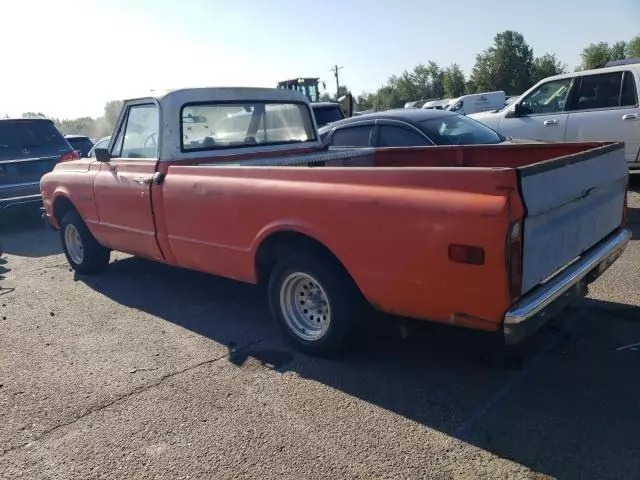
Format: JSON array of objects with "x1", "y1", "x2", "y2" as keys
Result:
[
  {"x1": 64, "y1": 224, "x2": 84, "y2": 265},
  {"x1": 279, "y1": 272, "x2": 331, "y2": 341}
]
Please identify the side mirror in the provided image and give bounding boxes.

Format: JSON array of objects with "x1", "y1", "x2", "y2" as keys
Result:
[
  {"x1": 513, "y1": 103, "x2": 525, "y2": 117},
  {"x1": 94, "y1": 148, "x2": 111, "y2": 162},
  {"x1": 338, "y1": 93, "x2": 354, "y2": 118}
]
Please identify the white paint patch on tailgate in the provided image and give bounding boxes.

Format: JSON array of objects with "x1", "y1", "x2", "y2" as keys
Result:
[{"x1": 520, "y1": 145, "x2": 628, "y2": 294}]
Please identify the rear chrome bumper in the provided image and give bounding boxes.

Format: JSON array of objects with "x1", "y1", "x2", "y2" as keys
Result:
[{"x1": 504, "y1": 228, "x2": 632, "y2": 345}]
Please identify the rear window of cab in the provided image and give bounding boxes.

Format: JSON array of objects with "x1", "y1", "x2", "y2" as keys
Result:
[{"x1": 180, "y1": 101, "x2": 316, "y2": 151}]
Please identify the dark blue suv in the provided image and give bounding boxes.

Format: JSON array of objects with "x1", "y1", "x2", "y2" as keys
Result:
[{"x1": 0, "y1": 118, "x2": 77, "y2": 210}]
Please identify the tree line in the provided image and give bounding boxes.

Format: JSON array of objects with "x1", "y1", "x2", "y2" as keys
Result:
[
  {"x1": 353, "y1": 31, "x2": 640, "y2": 111},
  {"x1": 21, "y1": 100, "x2": 124, "y2": 139},
  {"x1": 22, "y1": 31, "x2": 640, "y2": 136}
]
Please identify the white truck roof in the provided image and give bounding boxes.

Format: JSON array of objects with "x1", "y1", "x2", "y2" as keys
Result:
[
  {"x1": 130, "y1": 87, "x2": 310, "y2": 109},
  {"x1": 538, "y1": 62, "x2": 640, "y2": 84},
  {"x1": 118, "y1": 87, "x2": 320, "y2": 162}
]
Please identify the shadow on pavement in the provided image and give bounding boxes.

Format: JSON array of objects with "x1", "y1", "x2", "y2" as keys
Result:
[
  {"x1": 0, "y1": 206, "x2": 61, "y2": 258},
  {"x1": 0, "y1": 257, "x2": 9, "y2": 281},
  {"x1": 80, "y1": 255, "x2": 640, "y2": 480}
]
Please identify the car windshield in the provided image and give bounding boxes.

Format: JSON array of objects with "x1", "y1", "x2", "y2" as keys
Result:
[
  {"x1": 181, "y1": 102, "x2": 316, "y2": 151},
  {"x1": 67, "y1": 137, "x2": 94, "y2": 155},
  {"x1": 419, "y1": 115, "x2": 503, "y2": 145}
]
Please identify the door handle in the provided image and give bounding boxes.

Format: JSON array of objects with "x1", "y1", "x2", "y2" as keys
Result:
[
  {"x1": 622, "y1": 114, "x2": 638, "y2": 120},
  {"x1": 134, "y1": 176, "x2": 152, "y2": 185},
  {"x1": 543, "y1": 119, "x2": 558, "y2": 126}
]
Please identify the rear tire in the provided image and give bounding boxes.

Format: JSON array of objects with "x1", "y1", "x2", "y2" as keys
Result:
[
  {"x1": 267, "y1": 251, "x2": 363, "y2": 356},
  {"x1": 60, "y1": 211, "x2": 110, "y2": 274}
]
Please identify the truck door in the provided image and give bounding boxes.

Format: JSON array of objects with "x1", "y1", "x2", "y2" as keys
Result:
[
  {"x1": 93, "y1": 101, "x2": 164, "y2": 261},
  {"x1": 499, "y1": 77, "x2": 573, "y2": 142},
  {"x1": 565, "y1": 70, "x2": 640, "y2": 164}
]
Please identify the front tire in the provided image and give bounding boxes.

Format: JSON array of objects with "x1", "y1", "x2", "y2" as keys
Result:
[
  {"x1": 267, "y1": 252, "x2": 363, "y2": 356},
  {"x1": 60, "y1": 211, "x2": 110, "y2": 274}
]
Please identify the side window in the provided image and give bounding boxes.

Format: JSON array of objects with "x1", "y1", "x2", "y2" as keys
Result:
[
  {"x1": 570, "y1": 72, "x2": 624, "y2": 111},
  {"x1": 378, "y1": 125, "x2": 431, "y2": 147},
  {"x1": 450, "y1": 101, "x2": 463, "y2": 112},
  {"x1": 520, "y1": 78, "x2": 572, "y2": 115},
  {"x1": 89, "y1": 138, "x2": 109, "y2": 157},
  {"x1": 111, "y1": 104, "x2": 159, "y2": 159},
  {"x1": 330, "y1": 125, "x2": 372, "y2": 147},
  {"x1": 621, "y1": 71, "x2": 639, "y2": 107}
]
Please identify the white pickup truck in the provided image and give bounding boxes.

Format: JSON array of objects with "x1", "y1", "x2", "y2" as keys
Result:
[{"x1": 470, "y1": 60, "x2": 640, "y2": 169}]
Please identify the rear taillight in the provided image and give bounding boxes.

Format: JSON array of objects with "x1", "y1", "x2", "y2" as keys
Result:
[
  {"x1": 60, "y1": 150, "x2": 79, "y2": 162},
  {"x1": 508, "y1": 220, "x2": 523, "y2": 300}
]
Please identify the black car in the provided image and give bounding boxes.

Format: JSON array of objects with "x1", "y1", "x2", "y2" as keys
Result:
[
  {"x1": 64, "y1": 134, "x2": 94, "y2": 158},
  {"x1": 0, "y1": 118, "x2": 77, "y2": 210},
  {"x1": 311, "y1": 102, "x2": 345, "y2": 128},
  {"x1": 318, "y1": 108, "x2": 507, "y2": 148}
]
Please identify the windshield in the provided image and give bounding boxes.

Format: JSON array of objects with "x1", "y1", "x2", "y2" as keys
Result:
[
  {"x1": 0, "y1": 121, "x2": 67, "y2": 150},
  {"x1": 0, "y1": 120, "x2": 69, "y2": 161},
  {"x1": 419, "y1": 115, "x2": 503, "y2": 145},
  {"x1": 181, "y1": 102, "x2": 316, "y2": 151},
  {"x1": 66, "y1": 137, "x2": 94, "y2": 156},
  {"x1": 312, "y1": 105, "x2": 344, "y2": 128}
]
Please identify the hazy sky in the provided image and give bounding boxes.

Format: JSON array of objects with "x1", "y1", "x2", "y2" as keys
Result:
[{"x1": 2, "y1": 0, "x2": 639, "y2": 119}]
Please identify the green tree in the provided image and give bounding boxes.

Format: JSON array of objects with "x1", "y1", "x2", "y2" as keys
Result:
[
  {"x1": 442, "y1": 64, "x2": 466, "y2": 97},
  {"x1": 356, "y1": 92, "x2": 376, "y2": 110},
  {"x1": 103, "y1": 100, "x2": 124, "y2": 129},
  {"x1": 374, "y1": 84, "x2": 404, "y2": 110},
  {"x1": 320, "y1": 85, "x2": 348, "y2": 102},
  {"x1": 465, "y1": 79, "x2": 477, "y2": 94},
  {"x1": 610, "y1": 41, "x2": 628, "y2": 60},
  {"x1": 580, "y1": 42, "x2": 612, "y2": 69},
  {"x1": 627, "y1": 35, "x2": 640, "y2": 58},
  {"x1": 531, "y1": 53, "x2": 566, "y2": 84},
  {"x1": 55, "y1": 117, "x2": 97, "y2": 136},
  {"x1": 470, "y1": 31, "x2": 534, "y2": 95}
]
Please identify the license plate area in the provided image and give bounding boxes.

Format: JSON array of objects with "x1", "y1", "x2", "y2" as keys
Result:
[{"x1": 0, "y1": 158, "x2": 57, "y2": 184}]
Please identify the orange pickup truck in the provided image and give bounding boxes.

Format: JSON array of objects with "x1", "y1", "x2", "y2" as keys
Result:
[{"x1": 40, "y1": 87, "x2": 631, "y2": 356}]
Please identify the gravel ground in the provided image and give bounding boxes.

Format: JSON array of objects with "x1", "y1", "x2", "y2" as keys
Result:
[{"x1": 0, "y1": 188, "x2": 639, "y2": 479}]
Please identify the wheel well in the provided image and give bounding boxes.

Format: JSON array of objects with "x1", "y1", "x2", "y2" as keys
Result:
[
  {"x1": 52, "y1": 196, "x2": 77, "y2": 224},
  {"x1": 255, "y1": 231, "x2": 350, "y2": 287}
]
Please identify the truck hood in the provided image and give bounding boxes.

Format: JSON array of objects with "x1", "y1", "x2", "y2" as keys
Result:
[{"x1": 468, "y1": 110, "x2": 502, "y2": 121}]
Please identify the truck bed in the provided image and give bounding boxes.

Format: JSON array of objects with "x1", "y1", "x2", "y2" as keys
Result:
[
  {"x1": 201, "y1": 141, "x2": 617, "y2": 170},
  {"x1": 158, "y1": 141, "x2": 627, "y2": 328}
]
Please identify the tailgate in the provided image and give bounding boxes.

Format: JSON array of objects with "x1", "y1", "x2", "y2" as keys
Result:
[
  {"x1": 518, "y1": 143, "x2": 628, "y2": 295},
  {"x1": 0, "y1": 155, "x2": 61, "y2": 199}
]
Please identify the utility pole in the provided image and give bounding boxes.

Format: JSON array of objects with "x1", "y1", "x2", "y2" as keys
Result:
[{"x1": 329, "y1": 65, "x2": 343, "y2": 99}]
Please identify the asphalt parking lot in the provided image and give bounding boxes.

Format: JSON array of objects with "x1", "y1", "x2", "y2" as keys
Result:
[{"x1": 1, "y1": 179, "x2": 639, "y2": 480}]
